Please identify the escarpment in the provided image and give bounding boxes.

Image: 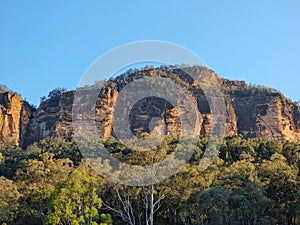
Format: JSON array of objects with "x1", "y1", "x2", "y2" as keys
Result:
[
  {"x1": 0, "y1": 92, "x2": 34, "y2": 146},
  {"x1": 1, "y1": 66, "x2": 300, "y2": 147}
]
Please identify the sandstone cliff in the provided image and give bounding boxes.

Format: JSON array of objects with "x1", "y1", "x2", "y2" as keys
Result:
[
  {"x1": 0, "y1": 92, "x2": 33, "y2": 146},
  {"x1": 24, "y1": 87, "x2": 119, "y2": 146},
  {"x1": 1, "y1": 66, "x2": 300, "y2": 147}
]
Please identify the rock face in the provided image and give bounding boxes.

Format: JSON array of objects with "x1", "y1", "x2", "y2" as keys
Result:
[
  {"x1": 0, "y1": 92, "x2": 34, "y2": 146},
  {"x1": 1, "y1": 66, "x2": 300, "y2": 147},
  {"x1": 23, "y1": 91, "x2": 75, "y2": 146},
  {"x1": 217, "y1": 78, "x2": 300, "y2": 141},
  {"x1": 24, "y1": 87, "x2": 119, "y2": 146},
  {"x1": 232, "y1": 91, "x2": 300, "y2": 141}
]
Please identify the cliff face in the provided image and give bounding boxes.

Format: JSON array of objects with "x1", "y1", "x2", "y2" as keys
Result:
[
  {"x1": 1, "y1": 67, "x2": 300, "y2": 147},
  {"x1": 0, "y1": 92, "x2": 33, "y2": 146},
  {"x1": 232, "y1": 91, "x2": 300, "y2": 141},
  {"x1": 24, "y1": 87, "x2": 119, "y2": 146},
  {"x1": 23, "y1": 91, "x2": 75, "y2": 146}
]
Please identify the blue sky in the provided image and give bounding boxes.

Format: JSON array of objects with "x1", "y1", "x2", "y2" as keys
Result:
[{"x1": 0, "y1": 0, "x2": 300, "y2": 106}]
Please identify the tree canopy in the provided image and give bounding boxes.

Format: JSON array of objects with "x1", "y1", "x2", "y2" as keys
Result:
[{"x1": 0, "y1": 135, "x2": 299, "y2": 225}]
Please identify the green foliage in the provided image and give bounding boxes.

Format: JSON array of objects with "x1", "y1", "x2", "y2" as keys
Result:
[
  {"x1": 0, "y1": 137, "x2": 80, "y2": 179},
  {"x1": 222, "y1": 80, "x2": 280, "y2": 97},
  {"x1": 0, "y1": 144, "x2": 24, "y2": 178},
  {"x1": 258, "y1": 153, "x2": 299, "y2": 223},
  {"x1": 180, "y1": 183, "x2": 274, "y2": 225},
  {"x1": 180, "y1": 186, "x2": 229, "y2": 225},
  {"x1": 228, "y1": 182, "x2": 274, "y2": 224},
  {"x1": 0, "y1": 136, "x2": 299, "y2": 224},
  {"x1": 0, "y1": 84, "x2": 9, "y2": 93},
  {"x1": 0, "y1": 176, "x2": 20, "y2": 224},
  {"x1": 47, "y1": 87, "x2": 67, "y2": 98},
  {"x1": 31, "y1": 137, "x2": 82, "y2": 165},
  {"x1": 46, "y1": 170, "x2": 112, "y2": 225},
  {"x1": 40, "y1": 96, "x2": 46, "y2": 103},
  {"x1": 15, "y1": 153, "x2": 74, "y2": 225}
]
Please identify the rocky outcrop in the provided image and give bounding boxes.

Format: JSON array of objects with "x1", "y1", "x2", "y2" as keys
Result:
[
  {"x1": 24, "y1": 87, "x2": 119, "y2": 146},
  {"x1": 1, "y1": 66, "x2": 300, "y2": 147},
  {"x1": 0, "y1": 92, "x2": 33, "y2": 146},
  {"x1": 232, "y1": 91, "x2": 300, "y2": 141},
  {"x1": 23, "y1": 91, "x2": 75, "y2": 146}
]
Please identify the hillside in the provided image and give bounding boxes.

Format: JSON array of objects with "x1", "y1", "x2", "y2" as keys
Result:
[{"x1": 1, "y1": 66, "x2": 300, "y2": 225}]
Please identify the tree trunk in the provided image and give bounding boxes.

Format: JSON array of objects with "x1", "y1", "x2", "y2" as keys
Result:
[{"x1": 149, "y1": 184, "x2": 154, "y2": 225}]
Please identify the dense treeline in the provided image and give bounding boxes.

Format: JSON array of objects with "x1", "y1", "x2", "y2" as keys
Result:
[{"x1": 0, "y1": 135, "x2": 300, "y2": 225}]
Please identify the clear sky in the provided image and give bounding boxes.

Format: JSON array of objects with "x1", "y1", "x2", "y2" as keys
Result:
[{"x1": 0, "y1": 0, "x2": 300, "y2": 106}]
